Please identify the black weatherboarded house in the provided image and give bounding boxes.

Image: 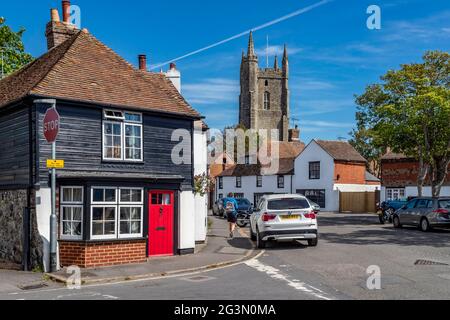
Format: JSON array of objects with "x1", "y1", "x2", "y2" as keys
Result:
[{"x1": 0, "y1": 3, "x2": 202, "y2": 270}]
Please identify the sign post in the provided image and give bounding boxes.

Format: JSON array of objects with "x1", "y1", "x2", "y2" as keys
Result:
[{"x1": 42, "y1": 102, "x2": 60, "y2": 273}]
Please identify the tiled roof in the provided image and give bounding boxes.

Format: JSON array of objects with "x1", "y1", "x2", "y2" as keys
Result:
[
  {"x1": 219, "y1": 141, "x2": 305, "y2": 177},
  {"x1": 0, "y1": 30, "x2": 201, "y2": 118},
  {"x1": 365, "y1": 171, "x2": 380, "y2": 182},
  {"x1": 381, "y1": 151, "x2": 408, "y2": 160},
  {"x1": 315, "y1": 140, "x2": 367, "y2": 163}
]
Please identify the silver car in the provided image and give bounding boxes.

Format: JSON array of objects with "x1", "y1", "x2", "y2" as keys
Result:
[
  {"x1": 393, "y1": 197, "x2": 450, "y2": 232},
  {"x1": 250, "y1": 194, "x2": 319, "y2": 249}
]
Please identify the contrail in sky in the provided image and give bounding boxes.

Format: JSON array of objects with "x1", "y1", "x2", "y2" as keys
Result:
[{"x1": 150, "y1": 0, "x2": 333, "y2": 70}]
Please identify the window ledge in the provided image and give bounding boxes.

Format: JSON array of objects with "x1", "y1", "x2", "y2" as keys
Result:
[{"x1": 59, "y1": 237, "x2": 147, "y2": 244}]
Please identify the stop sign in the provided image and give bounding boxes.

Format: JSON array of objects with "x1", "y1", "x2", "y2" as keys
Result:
[{"x1": 43, "y1": 107, "x2": 60, "y2": 143}]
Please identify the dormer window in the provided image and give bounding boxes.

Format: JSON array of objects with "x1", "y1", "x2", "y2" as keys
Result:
[
  {"x1": 264, "y1": 92, "x2": 270, "y2": 110},
  {"x1": 103, "y1": 110, "x2": 143, "y2": 162}
]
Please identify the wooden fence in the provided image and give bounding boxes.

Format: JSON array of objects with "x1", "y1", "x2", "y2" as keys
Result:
[{"x1": 339, "y1": 191, "x2": 379, "y2": 213}]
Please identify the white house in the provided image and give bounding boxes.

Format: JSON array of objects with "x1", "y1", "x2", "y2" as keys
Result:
[{"x1": 293, "y1": 140, "x2": 380, "y2": 212}]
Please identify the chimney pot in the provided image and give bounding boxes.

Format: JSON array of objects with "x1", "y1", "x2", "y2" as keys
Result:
[
  {"x1": 62, "y1": 0, "x2": 71, "y2": 23},
  {"x1": 50, "y1": 8, "x2": 60, "y2": 22},
  {"x1": 139, "y1": 55, "x2": 147, "y2": 71},
  {"x1": 170, "y1": 63, "x2": 176, "y2": 70}
]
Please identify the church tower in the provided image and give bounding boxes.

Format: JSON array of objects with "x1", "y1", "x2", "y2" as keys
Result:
[{"x1": 239, "y1": 32, "x2": 290, "y2": 141}]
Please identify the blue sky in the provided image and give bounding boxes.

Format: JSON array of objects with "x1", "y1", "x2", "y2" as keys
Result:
[{"x1": 2, "y1": 0, "x2": 449, "y2": 142}]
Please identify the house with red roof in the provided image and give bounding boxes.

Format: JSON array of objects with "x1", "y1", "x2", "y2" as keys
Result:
[{"x1": 0, "y1": 1, "x2": 206, "y2": 270}]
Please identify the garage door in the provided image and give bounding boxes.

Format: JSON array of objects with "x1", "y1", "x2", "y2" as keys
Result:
[{"x1": 339, "y1": 191, "x2": 378, "y2": 213}]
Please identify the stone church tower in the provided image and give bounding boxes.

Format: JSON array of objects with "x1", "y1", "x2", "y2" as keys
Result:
[{"x1": 239, "y1": 32, "x2": 290, "y2": 141}]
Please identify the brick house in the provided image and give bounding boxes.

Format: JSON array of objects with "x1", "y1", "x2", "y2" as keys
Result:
[
  {"x1": 293, "y1": 140, "x2": 380, "y2": 212},
  {"x1": 380, "y1": 151, "x2": 450, "y2": 202},
  {"x1": 0, "y1": 2, "x2": 206, "y2": 270}
]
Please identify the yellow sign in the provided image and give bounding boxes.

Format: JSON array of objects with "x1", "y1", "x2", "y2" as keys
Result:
[{"x1": 46, "y1": 159, "x2": 65, "y2": 169}]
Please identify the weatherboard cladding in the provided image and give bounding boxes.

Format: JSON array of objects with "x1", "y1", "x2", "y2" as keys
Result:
[
  {"x1": 36, "y1": 102, "x2": 193, "y2": 189},
  {"x1": 0, "y1": 31, "x2": 201, "y2": 118}
]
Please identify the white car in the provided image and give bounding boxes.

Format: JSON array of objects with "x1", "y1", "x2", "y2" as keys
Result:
[{"x1": 250, "y1": 194, "x2": 319, "y2": 249}]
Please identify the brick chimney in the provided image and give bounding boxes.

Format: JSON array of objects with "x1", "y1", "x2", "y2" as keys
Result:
[
  {"x1": 138, "y1": 55, "x2": 147, "y2": 71},
  {"x1": 288, "y1": 125, "x2": 300, "y2": 142},
  {"x1": 45, "y1": 1, "x2": 78, "y2": 50}
]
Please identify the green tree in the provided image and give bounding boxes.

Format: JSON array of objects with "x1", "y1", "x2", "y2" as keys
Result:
[
  {"x1": 0, "y1": 17, "x2": 34, "y2": 77},
  {"x1": 353, "y1": 51, "x2": 450, "y2": 197}
]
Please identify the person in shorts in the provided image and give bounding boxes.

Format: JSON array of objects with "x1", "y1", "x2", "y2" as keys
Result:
[{"x1": 223, "y1": 193, "x2": 239, "y2": 238}]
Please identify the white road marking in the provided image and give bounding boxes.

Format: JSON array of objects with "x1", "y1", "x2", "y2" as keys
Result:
[{"x1": 244, "y1": 259, "x2": 334, "y2": 300}]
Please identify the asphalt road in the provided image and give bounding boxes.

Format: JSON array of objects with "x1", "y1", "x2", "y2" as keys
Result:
[{"x1": 2, "y1": 213, "x2": 450, "y2": 300}]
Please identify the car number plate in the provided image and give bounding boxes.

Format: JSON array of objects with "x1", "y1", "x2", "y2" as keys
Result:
[{"x1": 281, "y1": 215, "x2": 300, "y2": 220}]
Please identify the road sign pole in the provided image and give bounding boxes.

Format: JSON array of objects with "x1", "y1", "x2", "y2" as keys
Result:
[{"x1": 50, "y1": 140, "x2": 57, "y2": 272}]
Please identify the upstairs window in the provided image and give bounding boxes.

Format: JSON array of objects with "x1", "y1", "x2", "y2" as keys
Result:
[
  {"x1": 103, "y1": 110, "x2": 143, "y2": 162},
  {"x1": 264, "y1": 92, "x2": 270, "y2": 110},
  {"x1": 309, "y1": 162, "x2": 321, "y2": 180},
  {"x1": 218, "y1": 177, "x2": 223, "y2": 190},
  {"x1": 278, "y1": 175, "x2": 285, "y2": 189},
  {"x1": 256, "y1": 176, "x2": 263, "y2": 188},
  {"x1": 236, "y1": 177, "x2": 242, "y2": 188}
]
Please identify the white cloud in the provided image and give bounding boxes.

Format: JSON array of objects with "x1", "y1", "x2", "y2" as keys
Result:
[
  {"x1": 255, "y1": 45, "x2": 303, "y2": 57},
  {"x1": 183, "y1": 78, "x2": 240, "y2": 105},
  {"x1": 291, "y1": 79, "x2": 336, "y2": 91}
]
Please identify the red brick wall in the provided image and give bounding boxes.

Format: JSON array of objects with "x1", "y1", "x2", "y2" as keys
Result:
[
  {"x1": 59, "y1": 240, "x2": 147, "y2": 268},
  {"x1": 334, "y1": 161, "x2": 366, "y2": 184},
  {"x1": 381, "y1": 160, "x2": 450, "y2": 187}
]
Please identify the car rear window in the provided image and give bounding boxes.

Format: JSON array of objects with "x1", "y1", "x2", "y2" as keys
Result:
[
  {"x1": 439, "y1": 200, "x2": 450, "y2": 209},
  {"x1": 267, "y1": 198, "x2": 310, "y2": 210},
  {"x1": 237, "y1": 199, "x2": 250, "y2": 206}
]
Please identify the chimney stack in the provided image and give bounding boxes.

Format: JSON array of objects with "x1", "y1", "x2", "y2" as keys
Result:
[
  {"x1": 45, "y1": 1, "x2": 78, "y2": 50},
  {"x1": 288, "y1": 125, "x2": 300, "y2": 142},
  {"x1": 62, "y1": 0, "x2": 71, "y2": 23},
  {"x1": 164, "y1": 63, "x2": 182, "y2": 93},
  {"x1": 138, "y1": 55, "x2": 147, "y2": 71}
]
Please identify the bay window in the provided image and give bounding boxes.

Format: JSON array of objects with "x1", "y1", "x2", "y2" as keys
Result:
[
  {"x1": 60, "y1": 186, "x2": 84, "y2": 239},
  {"x1": 103, "y1": 110, "x2": 143, "y2": 161},
  {"x1": 90, "y1": 187, "x2": 143, "y2": 240}
]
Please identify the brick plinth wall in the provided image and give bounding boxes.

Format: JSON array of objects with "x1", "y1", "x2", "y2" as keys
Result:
[{"x1": 59, "y1": 240, "x2": 147, "y2": 268}]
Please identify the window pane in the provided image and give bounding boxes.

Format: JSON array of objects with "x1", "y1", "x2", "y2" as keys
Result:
[
  {"x1": 92, "y1": 207, "x2": 103, "y2": 221},
  {"x1": 131, "y1": 190, "x2": 142, "y2": 203},
  {"x1": 104, "y1": 123, "x2": 112, "y2": 134},
  {"x1": 105, "y1": 189, "x2": 116, "y2": 202},
  {"x1": 125, "y1": 113, "x2": 142, "y2": 122},
  {"x1": 92, "y1": 222, "x2": 103, "y2": 236},
  {"x1": 120, "y1": 221, "x2": 130, "y2": 234},
  {"x1": 63, "y1": 188, "x2": 72, "y2": 202},
  {"x1": 93, "y1": 189, "x2": 104, "y2": 202},
  {"x1": 104, "y1": 207, "x2": 116, "y2": 220},
  {"x1": 73, "y1": 222, "x2": 82, "y2": 236},
  {"x1": 104, "y1": 222, "x2": 115, "y2": 235},
  {"x1": 63, "y1": 222, "x2": 72, "y2": 235},
  {"x1": 120, "y1": 207, "x2": 131, "y2": 220},
  {"x1": 131, "y1": 221, "x2": 141, "y2": 234},
  {"x1": 72, "y1": 189, "x2": 82, "y2": 202},
  {"x1": 162, "y1": 194, "x2": 171, "y2": 205},
  {"x1": 131, "y1": 207, "x2": 141, "y2": 219},
  {"x1": 72, "y1": 207, "x2": 82, "y2": 221},
  {"x1": 120, "y1": 189, "x2": 131, "y2": 202},
  {"x1": 152, "y1": 194, "x2": 158, "y2": 205},
  {"x1": 112, "y1": 124, "x2": 121, "y2": 135},
  {"x1": 63, "y1": 207, "x2": 72, "y2": 220}
]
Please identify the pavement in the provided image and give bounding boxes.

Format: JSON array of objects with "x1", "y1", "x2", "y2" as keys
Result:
[{"x1": 45, "y1": 213, "x2": 257, "y2": 285}]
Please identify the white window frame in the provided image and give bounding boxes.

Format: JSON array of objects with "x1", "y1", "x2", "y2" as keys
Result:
[
  {"x1": 118, "y1": 205, "x2": 144, "y2": 239},
  {"x1": 386, "y1": 188, "x2": 405, "y2": 201},
  {"x1": 60, "y1": 186, "x2": 84, "y2": 240},
  {"x1": 91, "y1": 187, "x2": 118, "y2": 205},
  {"x1": 90, "y1": 205, "x2": 118, "y2": 240},
  {"x1": 119, "y1": 187, "x2": 144, "y2": 205},
  {"x1": 102, "y1": 110, "x2": 143, "y2": 162}
]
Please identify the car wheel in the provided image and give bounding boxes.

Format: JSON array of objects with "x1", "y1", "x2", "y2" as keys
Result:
[
  {"x1": 308, "y1": 237, "x2": 318, "y2": 247},
  {"x1": 256, "y1": 229, "x2": 266, "y2": 249},
  {"x1": 420, "y1": 218, "x2": 431, "y2": 232},
  {"x1": 236, "y1": 213, "x2": 247, "y2": 228},
  {"x1": 393, "y1": 215, "x2": 402, "y2": 228}
]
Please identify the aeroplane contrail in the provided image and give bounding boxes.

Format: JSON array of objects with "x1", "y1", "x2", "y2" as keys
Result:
[{"x1": 150, "y1": 0, "x2": 333, "y2": 70}]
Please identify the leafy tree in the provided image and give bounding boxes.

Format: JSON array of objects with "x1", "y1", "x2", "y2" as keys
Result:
[
  {"x1": 353, "y1": 51, "x2": 450, "y2": 197},
  {"x1": 0, "y1": 17, "x2": 34, "y2": 77}
]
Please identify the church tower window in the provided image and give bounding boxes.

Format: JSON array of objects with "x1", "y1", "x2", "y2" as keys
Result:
[{"x1": 264, "y1": 92, "x2": 270, "y2": 110}]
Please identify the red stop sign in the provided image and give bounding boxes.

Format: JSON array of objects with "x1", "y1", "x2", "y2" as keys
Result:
[{"x1": 43, "y1": 107, "x2": 60, "y2": 143}]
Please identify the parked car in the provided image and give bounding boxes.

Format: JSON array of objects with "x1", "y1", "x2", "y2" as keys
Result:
[
  {"x1": 212, "y1": 199, "x2": 225, "y2": 216},
  {"x1": 393, "y1": 197, "x2": 450, "y2": 232},
  {"x1": 381, "y1": 198, "x2": 410, "y2": 215},
  {"x1": 236, "y1": 198, "x2": 253, "y2": 214},
  {"x1": 250, "y1": 194, "x2": 319, "y2": 249}
]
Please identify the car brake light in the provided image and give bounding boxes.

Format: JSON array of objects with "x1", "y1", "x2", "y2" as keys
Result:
[
  {"x1": 434, "y1": 209, "x2": 449, "y2": 215},
  {"x1": 262, "y1": 213, "x2": 277, "y2": 222},
  {"x1": 304, "y1": 212, "x2": 317, "y2": 220}
]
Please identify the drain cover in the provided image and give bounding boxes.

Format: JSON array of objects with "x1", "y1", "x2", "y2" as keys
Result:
[
  {"x1": 415, "y1": 259, "x2": 449, "y2": 266},
  {"x1": 19, "y1": 283, "x2": 48, "y2": 291}
]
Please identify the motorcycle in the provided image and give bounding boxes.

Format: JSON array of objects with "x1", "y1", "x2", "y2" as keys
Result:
[
  {"x1": 236, "y1": 211, "x2": 252, "y2": 228},
  {"x1": 377, "y1": 202, "x2": 395, "y2": 224}
]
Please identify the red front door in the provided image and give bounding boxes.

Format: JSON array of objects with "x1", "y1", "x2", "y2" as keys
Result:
[{"x1": 148, "y1": 191, "x2": 175, "y2": 257}]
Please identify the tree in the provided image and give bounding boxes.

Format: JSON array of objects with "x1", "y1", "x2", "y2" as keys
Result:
[
  {"x1": 353, "y1": 51, "x2": 450, "y2": 197},
  {"x1": 0, "y1": 17, "x2": 34, "y2": 77}
]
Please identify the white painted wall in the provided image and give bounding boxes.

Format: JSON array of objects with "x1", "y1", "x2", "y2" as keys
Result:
[
  {"x1": 35, "y1": 188, "x2": 60, "y2": 272},
  {"x1": 179, "y1": 191, "x2": 196, "y2": 251},
  {"x1": 293, "y1": 141, "x2": 337, "y2": 211},
  {"x1": 220, "y1": 175, "x2": 293, "y2": 204},
  {"x1": 193, "y1": 122, "x2": 208, "y2": 243},
  {"x1": 381, "y1": 186, "x2": 450, "y2": 202}
]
